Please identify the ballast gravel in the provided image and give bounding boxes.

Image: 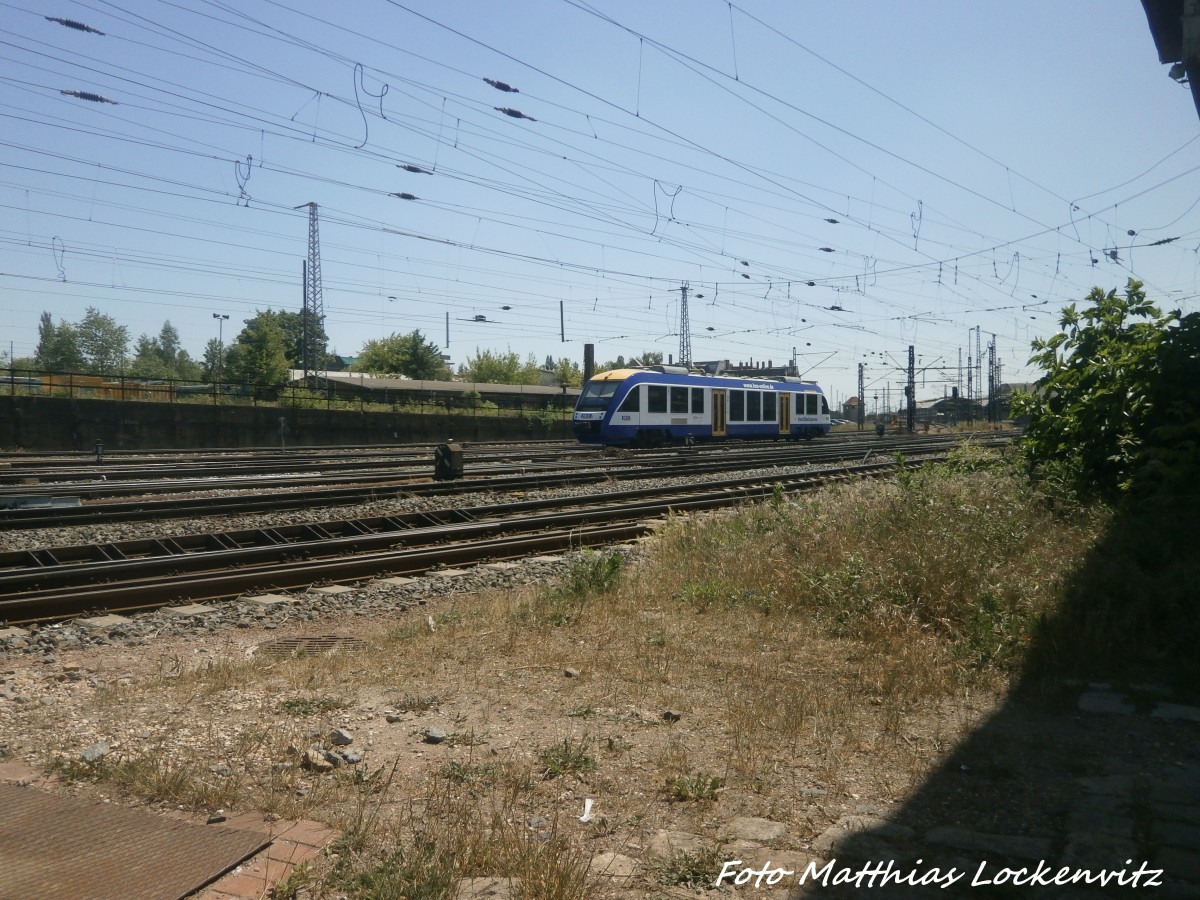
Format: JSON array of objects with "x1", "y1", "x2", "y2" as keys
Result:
[{"x1": 0, "y1": 458, "x2": 866, "y2": 659}]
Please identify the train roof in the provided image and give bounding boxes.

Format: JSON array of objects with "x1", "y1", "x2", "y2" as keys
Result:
[{"x1": 589, "y1": 366, "x2": 823, "y2": 391}]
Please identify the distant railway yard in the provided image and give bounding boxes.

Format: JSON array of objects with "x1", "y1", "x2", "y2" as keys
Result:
[{"x1": 0, "y1": 432, "x2": 1010, "y2": 630}]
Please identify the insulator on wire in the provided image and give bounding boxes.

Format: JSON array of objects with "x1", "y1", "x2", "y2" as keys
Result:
[
  {"x1": 392, "y1": 192, "x2": 418, "y2": 201},
  {"x1": 484, "y1": 78, "x2": 519, "y2": 93},
  {"x1": 398, "y1": 164, "x2": 429, "y2": 174},
  {"x1": 494, "y1": 107, "x2": 536, "y2": 121},
  {"x1": 60, "y1": 89, "x2": 117, "y2": 104},
  {"x1": 46, "y1": 17, "x2": 105, "y2": 35}
]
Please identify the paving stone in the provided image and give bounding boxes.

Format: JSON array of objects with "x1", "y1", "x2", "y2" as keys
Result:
[
  {"x1": 723, "y1": 816, "x2": 789, "y2": 844},
  {"x1": 646, "y1": 829, "x2": 708, "y2": 859},
  {"x1": 1067, "y1": 809, "x2": 1131, "y2": 837},
  {"x1": 309, "y1": 585, "x2": 354, "y2": 595},
  {"x1": 529, "y1": 556, "x2": 562, "y2": 563},
  {"x1": 588, "y1": 851, "x2": 638, "y2": 881},
  {"x1": 482, "y1": 562, "x2": 519, "y2": 570},
  {"x1": 1075, "y1": 775, "x2": 1132, "y2": 797},
  {"x1": 0, "y1": 627, "x2": 29, "y2": 639},
  {"x1": 1066, "y1": 793, "x2": 1131, "y2": 838},
  {"x1": 924, "y1": 826, "x2": 1051, "y2": 861},
  {"x1": 717, "y1": 848, "x2": 817, "y2": 877},
  {"x1": 431, "y1": 568, "x2": 471, "y2": 578},
  {"x1": 1062, "y1": 832, "x2": 1139, "y2": 869},
  {"x1": 812, "y1": 816, "x2": 914, "y2": 858},
  {"x1": 1151, "y1": 703, "x2": 1200, "y2": 723},
  {"x1": 1150, "y1": 781, "x2": 1200, "y2": 806},
  {"x1": 1157, "y1": 884, "x2": 1200, "y2": 900},
  {"x1": 1152, "y1": 820, "x2": 1200, "y2": 849},
  {"x1": 1152, "y1": 800, "x2": 1200, "y2": 827},
  {"x1": 1077, "y1": 691, "x2": 1136, "y2": 714},
  {"x1": 1155, "y1": 846, "x2": 1200, "y2": 884}
]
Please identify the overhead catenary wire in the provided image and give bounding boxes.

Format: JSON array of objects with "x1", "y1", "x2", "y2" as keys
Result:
[{"x1": 0, "y1": 0, "x2": 1195, "y2": 392}]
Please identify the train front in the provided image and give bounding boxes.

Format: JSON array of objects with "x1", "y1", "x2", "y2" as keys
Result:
[{"x1": 571, "y1": 370, "x2": 632, "y2": 444}]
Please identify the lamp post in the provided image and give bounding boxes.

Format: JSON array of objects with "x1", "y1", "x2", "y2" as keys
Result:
[{"x1": 212, "y1": 313, "x2": 229, "y2": 382}]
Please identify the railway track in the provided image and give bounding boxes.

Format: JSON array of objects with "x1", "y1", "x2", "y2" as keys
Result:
[
  {"x1": 0, "y1": 443, "x2": 596, "y2": 490},
  {"x1": 1, "y1": 457, "x2": 926, "y2": 625},
  {"x1": 0, "y1": 433, "x2": 1010, "y2": 528}
]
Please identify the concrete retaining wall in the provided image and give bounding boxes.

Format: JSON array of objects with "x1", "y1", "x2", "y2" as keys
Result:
[{"x1": 0, "y1": 396, "x2": 574, "y2": 451}]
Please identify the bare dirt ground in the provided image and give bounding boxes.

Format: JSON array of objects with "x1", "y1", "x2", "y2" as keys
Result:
[{"x1": 3, "y1": 473, "x2": 1198, "y2": 898}]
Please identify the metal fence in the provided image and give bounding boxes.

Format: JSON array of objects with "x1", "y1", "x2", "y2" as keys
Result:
[{"x1": 0, "y1": 369, "x2": 575, "y2": 420}]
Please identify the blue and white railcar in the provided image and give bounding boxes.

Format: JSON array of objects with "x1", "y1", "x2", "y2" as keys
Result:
[{"x1": 573, "y1": 366, "x2": 831, "y2": 446}]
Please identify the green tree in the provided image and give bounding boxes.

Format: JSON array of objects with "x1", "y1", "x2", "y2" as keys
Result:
[
  {"x1": 269, "y1": 308, "x2": 329, "y2": 370},
  {"x1": 76, "y1": 307, "x2": 128, "y2": 374},
  {"x1": 596, "y1": 351, "x2": 662, "y2": 373},
  {"x1": 1131, "y1": 310, "x2": 1200, "y2": 498},
  {"x1": 1013, "y1": 279, "x2": 1200, "y2": 499},
  {"x1": 128, "y1": 321, "x2": 200, "y2": 380},
  {"x1": 201, "y1": 338, "x2": 223, "y2": 382},
  {"x1": 459, "y1": 348, "x2": 541, "y2": 384},
  {"x1": 357, "y1": 330, "x2": 451, "y2": 379},
  {"x1": 546, "y1": 356, "x2": 584, "y2": 387},
  {"x1": 34, "y1": 311, "x2": 84, "y2": 373},
  {"x1": 225, "y1": 312, "x2": 291, "y2": 386}
]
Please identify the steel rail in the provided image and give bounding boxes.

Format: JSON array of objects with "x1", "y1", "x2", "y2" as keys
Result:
[
  {"x1": 0, "y1": 446, "x2": 600, "y2": 488},
  {"x1": 0, "y1": 465, "x2": 887, "y2": 590},
  {"x1": 0, "y1": 435, "x2": 1009, "y2": 528},
  {"x1": 0, "y1": 462, "x2": 902, "y2": 623}
]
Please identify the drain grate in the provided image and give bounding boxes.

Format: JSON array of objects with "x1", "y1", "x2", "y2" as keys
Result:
[{"x1": 259, "y1": 634, "x2": 368, "y2": 656}]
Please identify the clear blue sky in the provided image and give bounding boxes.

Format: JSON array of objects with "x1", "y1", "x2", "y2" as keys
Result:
[{"x1": 2, "y1": 0, "x2": 1197, "y2": 407}]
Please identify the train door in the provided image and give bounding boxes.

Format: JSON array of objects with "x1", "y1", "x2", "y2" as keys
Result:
[
  {"x1": 712, "y1": 390, "x2": 727, "y2": 436},
  {"x1": 777, "y1": 392, "x2": 791, "y2": 435}
]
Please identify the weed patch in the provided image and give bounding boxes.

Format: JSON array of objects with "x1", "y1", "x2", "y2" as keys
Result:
[
  {"x1": 536, "y1": 737, "x2": 597, "y2": 779},
  {"x1": 277, "y1": 696, "x2": 348, "y2": 716},
  {"x1": 654, "y1": 846, "x2": 725, "y2": 889},
  {"x1": 663, "y1": 771, "x2": 724, "y2": 802}
]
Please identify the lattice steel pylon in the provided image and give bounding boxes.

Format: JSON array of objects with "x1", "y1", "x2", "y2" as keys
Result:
[
  {"x1": 678, "y1": 282, "x2": 692, "y2": 366},
  {"x1": 296, "y1": 202, "x2": 324, "y2": 379}
]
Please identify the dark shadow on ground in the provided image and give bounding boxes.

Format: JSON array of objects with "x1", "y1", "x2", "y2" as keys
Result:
[{"x1": 792, "y1": 500, "x2": 1200, "y2": 899}]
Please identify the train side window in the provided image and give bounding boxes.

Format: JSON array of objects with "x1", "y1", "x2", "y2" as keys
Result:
[
  {"x1": 647, "y1": 385, "x2": 667, "y2": 413},
  {"x1": 762, "y1": 391, "x2": 776, "y2": 420},
  {"x1": 805, "y1": 393, "x2": 817, "y2": 415},
  {"x1": 691, "y1": 388, "x2": 705, "y2": 414},
  {"x1": 670, "y1": 386, "x2": 689, "y2": 414},
  {"x1": 820, "y1": 395, "x2": 830, "y2": 415},
  {"x1": 730, "y1": 390, "x2": 745, "y2": 421},
  {"x1": 617, "y1": 386, "x2": 640, "y2": 412},
  {"x1": 747, "y1": 391, "x2": 761, "y2": 421}
]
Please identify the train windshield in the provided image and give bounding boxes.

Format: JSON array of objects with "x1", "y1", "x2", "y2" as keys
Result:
[{"x1": 576, "y1": 379, "x2": 622, "y2": 411}]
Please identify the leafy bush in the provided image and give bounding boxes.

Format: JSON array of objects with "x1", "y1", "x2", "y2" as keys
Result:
[{"x1": 1014, "y1": 279, "x2": 1200, "y2": 501}]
